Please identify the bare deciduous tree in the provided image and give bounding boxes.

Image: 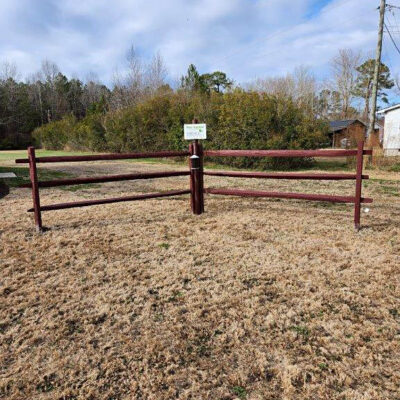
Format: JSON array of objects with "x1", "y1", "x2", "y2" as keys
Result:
[
  {"x1": 26, "y1": 72, "x2": 45, "y2": 124},
  {"x1": 81, "y1": 72, "x2": 109, "y2": 111},
  {"x1": 110, "y1": 46, "x2": 170, "y2": 109},
  {"x1": 292, "y1": 66, "x2": 318, "y2": 111},
  {"x1": 41, "y1": 59, "x2": 60, "y2": 84},
  {"x1": 329, "y1": 48, "x2": 361, "y2": 119},
  {"x1": 145, "y1": 51, "x2": 168, "y2": 93},
  {"x1": 248, "y1": 66, "x2": 318, "y2": 112},
  {"x1": 126, "y1": 46, "x2": 143, "y2": 101},
  {"x1": 40, "y1": 60, "x2": 62, "y2": 121},
  {"x1": 0, "y1": 61, "x2": 19, "y2": 81}
]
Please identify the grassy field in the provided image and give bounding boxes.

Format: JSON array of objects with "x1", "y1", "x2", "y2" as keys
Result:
[
  {"x1": 0, "y1": 152, "x2": 399, "y2": 399},
  {"x1": 0, "y1": 149, "x2": 97, "y2": 162}
]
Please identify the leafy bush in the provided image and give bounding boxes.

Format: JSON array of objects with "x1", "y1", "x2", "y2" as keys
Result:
[
  {"x1": 208, "y1": 90, "x2": 328, "y2": 169},
  {"x1": 33, "y1": 114, "x2": 76, "y2": 150},
  {"x1": 33, "y1": 90, "x2": 329, "y2": 169}
]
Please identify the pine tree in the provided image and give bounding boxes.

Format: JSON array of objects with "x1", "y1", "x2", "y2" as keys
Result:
[{"x1": 353, "y1": 59, "x2": 394, "y2": 119}]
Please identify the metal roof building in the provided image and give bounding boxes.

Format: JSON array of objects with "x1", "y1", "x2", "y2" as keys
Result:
[{"x1": 329, "y1": 119, "x2": 364, "y2": 132}]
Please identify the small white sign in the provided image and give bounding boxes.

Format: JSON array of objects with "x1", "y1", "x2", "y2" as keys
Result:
[{"x1": 184, "y1": 123, "x2": 207, "y2": 140}]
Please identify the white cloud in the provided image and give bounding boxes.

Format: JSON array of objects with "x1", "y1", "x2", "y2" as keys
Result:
[{"x1": 0, "y1": 0, "x2": 394, "y2": 87}]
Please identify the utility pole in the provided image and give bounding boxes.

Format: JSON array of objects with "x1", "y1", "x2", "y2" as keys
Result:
[{"x1": 367, "y1": 0, "x2": 386, "y2": 139}]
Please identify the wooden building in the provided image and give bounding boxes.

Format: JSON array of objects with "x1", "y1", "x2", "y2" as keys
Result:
[{"x1": 329, "y1": 119, "x2": 366, "y2": 148}]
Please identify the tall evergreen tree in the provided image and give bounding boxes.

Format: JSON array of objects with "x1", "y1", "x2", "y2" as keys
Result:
[
  {"x1": 180, "y1": 64, "x2": 206, "y2": 92},
  {"x1": 353, "y1": 59, "x2": 394, "y2": 119},
  {"x1": 201, "y1": 71, "x2": 233, "y2": 93}
]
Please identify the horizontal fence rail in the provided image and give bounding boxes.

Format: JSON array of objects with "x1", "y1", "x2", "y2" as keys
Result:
[
  {"x1": 19, "y1": 171, "x2": 190, "y2": 188},
  {"x1": 205, "y1": 188, "x2": 373, "y2": 204},
  {"x1": 204, "y1": 171, "x2": 369, "y2": 180},
  {"x1": 18, "y1": 147, "x2": 193, "y2": 232},
  {"x1": 28, "y1": 189, "x2": 191, "y2": 212},
  {"x1": 18, "y1": 139, "x2": 372, "y2": 232},
  {"x1": 202, "y1": 141, "x2": 372, "y2": 230},
  {"x1": 15, "y1": 150, "x2": 189, "y2": 164},
  {"x1": 204, "y1": 149, "x2": 372, "y2": 158}
]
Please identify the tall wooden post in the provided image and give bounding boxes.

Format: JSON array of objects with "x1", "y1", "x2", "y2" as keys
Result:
[
  {"x1": 27, "y1": 147, "x2": 43, "y2": 232},
  {"x1": 190, "y1": 140, "x2": 204, "y2": 215},
  {"x1": 189, "y1": 142, "x2": 195, "y2": 212},
  {"x1": 367, "y1": 0, "x2": 386, "y2": 139},
  {"x1": 194, "y1": 140, "x2": 204, "y2": 214},
  {"x1": 354, "y1": 141, "x2": 364, "y2": 231}
]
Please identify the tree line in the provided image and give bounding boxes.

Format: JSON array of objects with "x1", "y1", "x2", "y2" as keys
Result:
[
  {"x1": 0, "y1": 47, "x2": 396, "y2": 166},
  {"x1": 248, "y1": 49, "x2": 394, "y2": 121},
  {"x1": 0, "y1": 60, "x2": 109, "y2": 149}
]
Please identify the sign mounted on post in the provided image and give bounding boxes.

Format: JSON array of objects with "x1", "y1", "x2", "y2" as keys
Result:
[{"x1": 184, "y1": 123, "x2": 207, "y2": 140}]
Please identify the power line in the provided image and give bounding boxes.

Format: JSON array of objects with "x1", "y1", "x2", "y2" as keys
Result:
[
  {"x1": 383, "y1": 40, "x2": 395, "y2": 71},
  {"x1": 386, "y1": 4, "x2": 400, "y2": 35},
  {"x1": 384, "y1": 22, "x2": 400, "y2": 55},
  {"x1": 386, "y1": 3, "x2": 400, "y2": 11}
]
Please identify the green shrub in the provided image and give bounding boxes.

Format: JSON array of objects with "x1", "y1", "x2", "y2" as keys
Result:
[
  {"x1": 32, "y1": 90, "x2": 329, "y2": 169},
  {"x1": 33, "y1": 114, "x2": 76, "y2": 150}
]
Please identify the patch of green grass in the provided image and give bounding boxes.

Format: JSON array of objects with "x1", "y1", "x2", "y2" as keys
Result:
[
  {"x1": 0, "y1": 166, "x2": 71, "y2": 188},
  {"x1": 167, "y1": 290, "x2": 183, "y2": 302},
  {"x1": 389, "y1": 163, "x2": 400, "y2": 172},
  {"x1": 290, "y1": 325, "x2": 310, "y2": 338},
  {"x1": 367, "y1": 178, "x2": 400, "y2": 197},
  {"x1": 36, "y1": 373, "x2": 57, "y2": 393},
  {"x1": 312, "y1": 201, "x2": 346, "y2": 209},
  {"x1": 204, "y1": 159, "x2": 350, "y2": 173},
  {"x1": 125, "y1": 157, "x2": 186, "y2": 166},
  {"x1": 0, "y1": 149, "x2": 96, "y2": 162},
  {"x1": 389, "y1": 308, "x2": 398, "y2": 317},
  {"x1": 62, "y1": 184, "x2": 100, "y2": 192},
  {"x1": 0, "y1": 166, "x2": 98, "y2": 192},
  {"x1": 309, "y1": 160, "x2": 350, "y2": 171},
  {"x1": 153, "y1": 313, "x2": 164, "y2": 322},
  {"x1": 376, "y1": 184, "x2": 399, "y2": 197},
  {"x1": 199, "y1": 161, "x2": 251, "y2": 172},
  {"x1": 159, "y1": 242, "x2": 170, "y2": 249},
  {"x1": 232, "y1": 386, "x2": 247, "y2": 399},
  {"x1": 370, "y1": 178, "x2": 400, "y2": 184},
  {"x1": 318, "y1": 362, "x2": 329, "y2": 371}
]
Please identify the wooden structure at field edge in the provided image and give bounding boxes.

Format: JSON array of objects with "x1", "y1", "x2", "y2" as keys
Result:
[
  {"x1": 329, "y1": 119, "x2": 367, "y2": 148},
  {"x1": 201, "y1": 141, "x2": 372, "y2": 231},
  {"x1": 16, "y1": 141, "x2": 372, "y2": 232},
  {"x1": 17, "y1": 148, "x2": 191, "y2": 232}
]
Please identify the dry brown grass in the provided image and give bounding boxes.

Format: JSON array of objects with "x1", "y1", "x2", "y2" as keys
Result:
[
  {"x1": 1, "y1": 160, "x2": 399, "y2": 400},
  {"x1": 369, "y1": 147, "x2": 400, "y2": 170}
]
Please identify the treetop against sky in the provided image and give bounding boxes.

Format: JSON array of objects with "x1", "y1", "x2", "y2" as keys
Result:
[{"x1": 0, "y1": 0, "x2": 394, "y2": 86}]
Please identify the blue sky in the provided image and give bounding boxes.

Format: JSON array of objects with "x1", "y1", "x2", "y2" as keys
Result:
[{"x1": 0, "y1": 0, "x2": 398, "y2": 88}]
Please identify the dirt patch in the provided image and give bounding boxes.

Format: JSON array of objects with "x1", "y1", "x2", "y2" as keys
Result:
[{"x1": 1, "y1": 161, "x2": 399, "y2": 399}]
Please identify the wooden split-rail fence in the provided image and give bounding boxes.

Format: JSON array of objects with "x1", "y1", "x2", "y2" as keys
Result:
[{"x1": 16, "y1": 141, "x2": 372, "y2": 232}]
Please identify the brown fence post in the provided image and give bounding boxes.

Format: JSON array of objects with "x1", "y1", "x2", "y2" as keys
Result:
[
  {"x1": 189, "y1": 142, "x2": 195, "y2": 212},
  {"x1": 354, "y1": 141, "x2": 364, "y2": 231},
  {"x1": 27, "y1": 146, "x2": 43, "y2": 232},
  {"x1": 198, "y1": 141, "x2": 204, "y2": 213},
  {"x1": 190, "y1": 140, "x2": 204, "y2": 215}
]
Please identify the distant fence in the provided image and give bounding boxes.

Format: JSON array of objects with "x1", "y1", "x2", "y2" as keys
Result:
[{"x1": 16, "y1": 141, "x2": 372, "y2": 232}]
